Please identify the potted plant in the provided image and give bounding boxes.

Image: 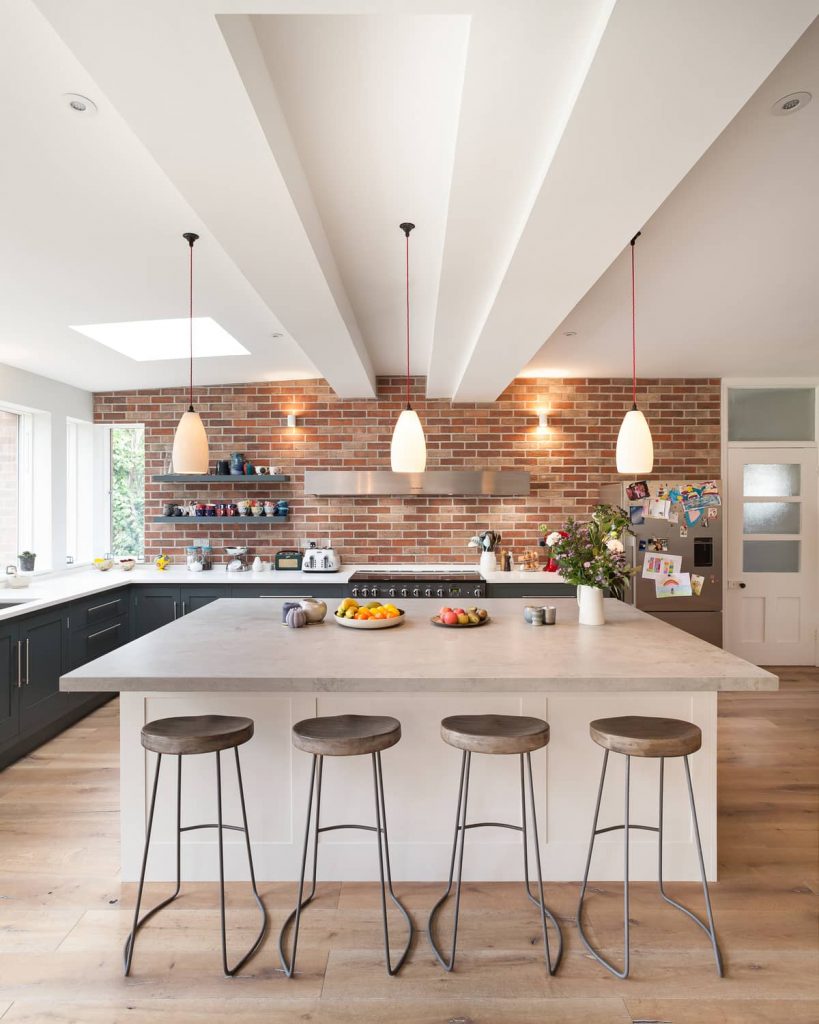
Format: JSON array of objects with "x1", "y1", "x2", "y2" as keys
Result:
[
  {"x1": 543, "y1": 505, "x2": 634, "y2": 625},
  {"x1": 18, "y1": 551, "x2": 36, "y2": 572}
]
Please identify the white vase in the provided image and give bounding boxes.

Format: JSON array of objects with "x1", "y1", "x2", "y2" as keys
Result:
[
  {"x1": 479, "y1": 551, "x2": 497, "y2": 575},
  {"x1": 577, "y1": 585, "x2": 605, "y2": 626}
]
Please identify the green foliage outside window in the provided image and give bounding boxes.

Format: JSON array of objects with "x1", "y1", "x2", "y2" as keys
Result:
[{"x1": 111, "y1": 427, "x2": 144, "y2": 557}]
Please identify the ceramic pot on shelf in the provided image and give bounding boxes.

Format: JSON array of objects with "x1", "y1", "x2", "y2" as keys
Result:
[{"x1": 577, "y1": 585, "x2": 605, "y2": 626}]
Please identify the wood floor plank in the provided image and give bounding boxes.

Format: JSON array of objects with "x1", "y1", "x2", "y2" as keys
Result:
[{"x1": 625, "y1": 998, "x2": 819, "y2": 1024}]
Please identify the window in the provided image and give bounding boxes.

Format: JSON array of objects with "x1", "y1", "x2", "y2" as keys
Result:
[
  {"x1": 0, "y1": 408, "x2": 33, "y2": 570},
  {"x1": 728, "y1": 388, "x2": 815, "y2": 442},
  {"x1": 110, "y1": 426, "x2": 145, "y2": 558},
  {"x1": 66, "y1": 419, "x2": 96, "y2": 565}
]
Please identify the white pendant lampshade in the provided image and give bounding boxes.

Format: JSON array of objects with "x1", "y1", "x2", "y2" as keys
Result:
[
  {"x1": 616, "y1": 406, "x2": 653, "y2": 475},
  {"x1": 616, "y1": 231, "x2": 654, "y2": 475},
  {"x1": 390, "y1": 221, "x2": 427, "y2": 473},
  {"x1": 172, "y1": 231, "x2": 210, "y2": 474},
  {"x1": 172, "y1": 408, "x2": 209, "y2": 473},
  {"x1": 391, "y1": 407, "x2": 427, "y2": 472}
]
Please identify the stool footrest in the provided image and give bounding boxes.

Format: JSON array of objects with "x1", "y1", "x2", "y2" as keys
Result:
[{"x1": 594, "y1": 823, "x2": 659, "y2": 836}]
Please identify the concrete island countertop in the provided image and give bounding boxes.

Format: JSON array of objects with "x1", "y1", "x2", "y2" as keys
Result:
[
  {"x1": 0, "y1": 564, "x2": 565, "y2": 623},
  {"x1": 61, "y1": 597, "x2": 777, "y2": 694}
]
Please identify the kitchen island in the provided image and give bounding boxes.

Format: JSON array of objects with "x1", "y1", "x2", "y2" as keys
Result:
[{"x1": 61, "y1": 597, "x2": 776, "y2": 884}]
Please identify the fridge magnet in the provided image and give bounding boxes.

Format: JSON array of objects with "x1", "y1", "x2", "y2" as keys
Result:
[
  {"x1": 646, "y1": 537, "x2": 669, "y2": 553},
  {"x1": 684, "y1": 506, "x2": 706, "y2": 528},
  {"x1": 638, "y1": 539, "x2": 647, "y2": 551},
  {"x1": 691, "y1": 574, "x2": 705, "y2": 597},
  {"x1": 680, "y1": 481, "x2": 722, "y2": 512},
  {"x1": 626, "y1": 480, "x2": 650, "y2": 501},
  {"x1": 642, "y1": 552, "x2": 682, "y2": 579},
  {"x1": 629, "y1": 504, "x2": 646, "y2": 526},
  {"x1": 655, "y1": 572, "x2": 693, "y2": 598},
  {"x1": 655, "y1": 482, "x2": 671, "y2": 500},
  {"x1": 702, "y1": 517, "x2": 711, "y2": 528},
  {"x1": 679, "y1": 525, "x2": 688, "y2": 538},
  {"x1": 646, "y1": 498, "x2": 671, "y2": 520},
  {"x1": 668, "y1": 508, "x2": 679, "y2": 525},
  {"x1": 707, "y1": 506, "x2": 719, "y2": 520}
]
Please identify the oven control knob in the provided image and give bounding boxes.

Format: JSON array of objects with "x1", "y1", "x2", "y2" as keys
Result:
[
  {"x1": 473, "y1": 587, "x2": 482, "y2": 597},
  {"x1": 351, "y1": 587, "x2": 360, "y2": 598},
  {"x1": 388, "y1": 587, "x2": 397, "y2": 598},
  {"x1": 436, "y1": 587, "x2": 444, "y2": 598},
  {"x1": 360, "y1": 587, "x2": 369, "y2": 598},
  {"x1": 412, "y1": 587, "x2": 420, "y2": 598},
  {"x1": 400, "y1": 587, "x2": 409, "y2": 598},
  {"x1": 370, "y1": 586, "x2": 379, "y2": 598}
]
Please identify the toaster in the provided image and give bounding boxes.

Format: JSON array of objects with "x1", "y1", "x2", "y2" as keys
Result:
[{"x1": 302, "y1": 544, "x2": 342, "y2": 573}]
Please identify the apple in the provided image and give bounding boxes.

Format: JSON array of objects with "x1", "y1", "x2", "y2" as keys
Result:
[
  {"x1": 452, "y1": 608, "x2": 465, "y2": 616},
  {"x1": 442, "y1": 610, "x2": 459, "y2": 626},
  {"x1": 439, "y1": 606, "x2": 452, "y2": 618}
]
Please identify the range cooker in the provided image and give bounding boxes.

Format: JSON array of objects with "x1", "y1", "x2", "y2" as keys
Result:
[{"x1": 347, "y1": 569, "x2": 485, "y2": 601}]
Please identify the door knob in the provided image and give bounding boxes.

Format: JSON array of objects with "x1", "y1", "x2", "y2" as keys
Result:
[{"x1": 728, "y1": 581, "x2": 746, "y2": 590}]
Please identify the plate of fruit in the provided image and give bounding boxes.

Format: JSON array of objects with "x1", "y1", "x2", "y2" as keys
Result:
[
  {"x1": 334, "y1": 598, "x2": 405, "y2": 629},
  {"x1": 432, "y1": 606, "x2": 490, "y2": 628}
]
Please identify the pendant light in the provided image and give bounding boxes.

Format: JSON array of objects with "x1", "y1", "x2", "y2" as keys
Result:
[
  {"x1": 171, "y1": 232, "x2": 210, "y2": 474},
  {"x1": 390, "y1": 222, "x2": 427, "y2": 472},
  {"x1": 615, "y1": 231, "x2": 654, "y2": 475}
]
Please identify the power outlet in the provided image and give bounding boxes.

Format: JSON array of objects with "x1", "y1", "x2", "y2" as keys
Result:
[{"x1": 300, "y1": 537, "x2": 329, "y2": 551}]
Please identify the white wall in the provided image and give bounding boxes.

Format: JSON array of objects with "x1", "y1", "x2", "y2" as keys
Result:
[{"x1": 0, "y1": 362, "x2": 93, "y2": 570}]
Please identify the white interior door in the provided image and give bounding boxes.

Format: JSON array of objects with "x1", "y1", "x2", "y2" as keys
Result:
[{"x1": 726, "y1": 448, "x2": 817, "y2": 665}]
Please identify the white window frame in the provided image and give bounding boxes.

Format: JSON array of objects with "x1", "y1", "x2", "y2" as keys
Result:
[
  {"x1": 106, "y1": 423, "x2": 146, "y2": 561},
  {"x1": 0, "y1": 404, "x2": 35, "y2": 569}
]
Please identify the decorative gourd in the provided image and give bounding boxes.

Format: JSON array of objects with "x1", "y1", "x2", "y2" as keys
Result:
[{"x1": 286, "y1": 607, "x2": 307, "y2": 629}]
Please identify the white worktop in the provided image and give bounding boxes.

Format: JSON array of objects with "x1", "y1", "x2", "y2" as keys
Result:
[
  {"x1": 0, "y1": 564, "x2": 565, "y2": 623},
  {"x1": 62, "y1": 596, "x2": 776, "y2": 693}
]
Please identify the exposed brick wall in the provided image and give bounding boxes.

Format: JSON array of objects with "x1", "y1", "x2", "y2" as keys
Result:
[{"x1": 93, "y1": 376, "x2": 721, "y2": 565}]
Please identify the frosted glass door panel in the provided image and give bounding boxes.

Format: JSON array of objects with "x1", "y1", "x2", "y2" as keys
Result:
[
  {"x1": 742, "y1": 540, "x2": 800, "y2": 573},
  {"x1": 743, "y1": 463, "x2": 801, "y2": 497},
  {"x1": 743, "y1": 502, "x2": 801, "y2": 535},
  {"x1": 728, "y1": 389, "x2": 815, "y2": 441}
]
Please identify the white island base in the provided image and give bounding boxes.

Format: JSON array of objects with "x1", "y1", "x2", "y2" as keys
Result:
[
  {"x1": 119, "y1": 687, "x2": 717, "y2": 884},
  {"x1": 59, "y1": 597, "x2": 775, "y2": 885}
]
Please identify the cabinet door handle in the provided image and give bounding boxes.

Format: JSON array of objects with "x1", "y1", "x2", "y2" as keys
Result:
[
  {"x1": 25, "y1": 638, "x2": 30, "y2": 685},
  {"x1": 16, "y1": 640, "x2": 22, "y2": 688},
  {"x1": 182, "y1": 601, "x2": 187, "y2": 616},
  {"x1": 88, "y1": 598, "x2": 120, "y2": 615},
  {"x1": 87, "y1": 623, "x2": 120, "y2": 642},
  {"x1": 173, "y1": 600, "x2": 178, "y2": 619}
]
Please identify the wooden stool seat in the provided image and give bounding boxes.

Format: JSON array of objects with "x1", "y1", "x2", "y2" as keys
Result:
[
  {"x1": 141, "y1": 715, "x2": 254, "y2": 756},
  {"x1": 589, "y1": 716, "x2": 701, "y2": 758},
  {"x1": 292, "y1": 714, "x2": 401, "y2": 756},
  {"x1": 441, "y1": 714, "x2": 550, "y2": 755}
]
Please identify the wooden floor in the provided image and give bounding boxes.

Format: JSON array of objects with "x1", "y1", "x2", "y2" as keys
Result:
[{"x1": 0, "y1": 672, "x2": 817, "y2": 1023}]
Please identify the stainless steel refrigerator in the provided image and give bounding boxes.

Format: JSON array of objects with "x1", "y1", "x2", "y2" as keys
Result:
[{"x1": 600, "y1": 480, "x2": 723, "y2": 647}]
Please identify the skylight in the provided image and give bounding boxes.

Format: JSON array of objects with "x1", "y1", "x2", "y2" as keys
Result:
[{"x1": 70, "y1": 318, "x2": 249, "y2": 361}]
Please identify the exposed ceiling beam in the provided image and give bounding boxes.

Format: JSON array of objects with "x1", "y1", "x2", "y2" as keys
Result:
[
  {"x1": 34, "y1": 0, "x2": 377, "y2": 398},
  {"x1": 451, "y1": 0, "x2": 819, "y2": 402}
]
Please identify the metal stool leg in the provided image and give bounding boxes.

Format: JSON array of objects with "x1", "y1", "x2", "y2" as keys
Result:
[
  {"x1": 427, "y1": 750, "x2": 471, "y2": 971},
  {"x1": 278, "y1": 754, "x2": 323, "y2": 977},
  {"x1": 214, "y1": 748, "x2": 269, "y2": 977},
  {"x1": 521, "y1": 752, "x2": 563, "y2": 974},
  {"x1": 123, "y1": 752, "x2": 183, "y2": 976},
  {"x1": 577, "y1": 748, "x2": 632, "y2": 979},
  {"x1": 657, "y1": 757, "x2": 724, "y2": 976},
  {"x1": 372, "y1": 750, "x2": 414, "y2": 975}
]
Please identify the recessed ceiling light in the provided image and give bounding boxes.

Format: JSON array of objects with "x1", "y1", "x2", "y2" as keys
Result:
[
  {"x1": 70, "y1": 317, "x2": 250, "y2": 362},
  {"x1": 771, "y1": 91, "x2": 811, "y2": 116},
  {"x1": 271, "y1": 332, "x2": 284, "y2": 339},
  {"x1": 563, "y1": 330, "x2": 577, "y2": 337},
  {"x1": 63, "y1": 93, "x2": 97, "y2": 115}
]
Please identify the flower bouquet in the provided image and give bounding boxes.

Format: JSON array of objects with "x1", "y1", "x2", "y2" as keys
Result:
[{"x1": 538, "y1": 505, "x2": 635, "y2": 624}]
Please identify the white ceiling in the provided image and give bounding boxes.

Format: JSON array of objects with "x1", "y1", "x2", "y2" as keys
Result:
[
  {"x1": 523, "y1": 14, "x2": 819, "y2": 379},
  {"x1": 3, "y1": 0, "x2": 818, "y2": 398}
]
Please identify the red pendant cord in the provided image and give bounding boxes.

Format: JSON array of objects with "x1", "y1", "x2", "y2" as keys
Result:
[
  {"x1": 405, "y1": 231, "x2": 410, "y2": 409},
  {"x1": 189, "y1": 241, "x2": 194, "y2": 409},
  {"x1": 631, "y1": 238, "x2": 637, "y2": 407}
]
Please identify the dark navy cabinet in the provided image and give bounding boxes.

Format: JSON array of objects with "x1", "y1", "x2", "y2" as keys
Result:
[
  {"x1": 18, "y1": 608, "x2": 69, "y2": 735},
  {"x1": 180, "y1": 585, "x2": 231, "y2": 615},
  {"x1": 0, "y1": 622, "x2": 19, "y2": 745},
  {"x1": 132, "y1": 586, "x2": 181, "y2": 637}
]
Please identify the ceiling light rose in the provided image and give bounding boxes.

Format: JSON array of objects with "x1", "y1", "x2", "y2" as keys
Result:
[
  {"x1": 391, "y1": 222, "x2": 427, "y2": 473},
  {"x1": 172, "y1": 232, "x2": 210, "y2": 474},
  {"x1": 616, "y1": 232, "x2": 654, "y2": 475}
]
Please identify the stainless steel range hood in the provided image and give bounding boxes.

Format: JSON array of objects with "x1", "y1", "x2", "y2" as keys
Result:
[{"x1": 303, "y1": 470, "x2": 530, "y2": 497}]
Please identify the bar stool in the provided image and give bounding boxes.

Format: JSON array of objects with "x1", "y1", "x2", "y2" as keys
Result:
[
  {"x1": 577, "y1": 715, "x2": 723, "y2": 979},
  {"x1": 123, "y1": 715, "x2": 268, "y2": 977},
  {"x1": 278, "y1": 714, "x2": 413, "y2": 977},
  {"x1": 427, "y1": 714, "x2": 563, "y2": 974}
]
